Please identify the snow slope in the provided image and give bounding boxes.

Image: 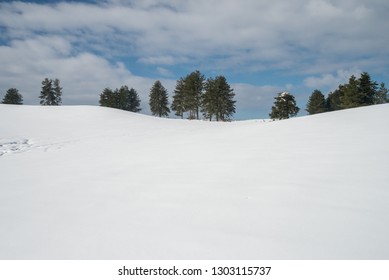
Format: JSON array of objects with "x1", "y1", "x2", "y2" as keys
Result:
[{"x1": 0, "y1": 104, "x2": 388, "y2": 259}]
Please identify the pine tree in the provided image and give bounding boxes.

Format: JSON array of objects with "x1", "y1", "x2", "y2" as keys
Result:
[
  {"x1": 39, "y1": 78, "x2": 62, "y2": 105},
  {"x1": 202, "y1": 77, "x2": 218, "y2": 121},
  {"x1": 99, "y1": 86, "x2": 141, "y2": 112},
  {"x1": 52, "y1": 78, "x2": 62, "y2": 105},
  {"x1": 269, "y1": 92, "x2": 300, "y2": 120},
  {"x1": 127, "y1": 87, "x2": 142, "y2": 112},
  {"x1": 341, "y1": 75, "x2": 361, "y2": 109},
  {"x1": 306, "y1": 89, "x2": 327, "y2": 115},
  {"x1": 99, "y1": 88, "x2": 116, "y2": 108},
  {"x1": 117, "y1": 86, "x2": 141, "y2": 112},
  {"x1": 358, "y1": 72, "x2": 377, "y2": 106},
  {"x1": 39, "y1": 78, "x2": 52, "y2": 105},
  {"x1": 326, "y1": 86, "x2": 344, "y2": 111},
  {"x1": 326, "y1": 72, "x2": 383, "y2": 110},
  {"x1": 340, "y1": 72, "x2": 378, "y2": 109},
  {"x1": 183, "y1": 70, "x2": 205, "y2": 119},
  {"x1": 171, "y1": 78, "x2": 186, "y2": 119},
  {"x1": 375, "y1": 82, "x2": 388, "y2": 104},
  {"x1": 202, "y1": 76, "x2": 236, "y2": 121},
  {"x1": 149, "y1": 80, "x2": 170, "y2": 117},
  {"x1": 2, "y1": 88, "x2": 23, "y2": 105}
]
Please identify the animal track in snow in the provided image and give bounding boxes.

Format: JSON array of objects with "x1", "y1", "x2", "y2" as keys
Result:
[
  {"x1": 0, "y1": 138, "x2": 32, "y2": 156},
  {"x1": 0, "y1": 138, "x2": 77, "y2": 156}
]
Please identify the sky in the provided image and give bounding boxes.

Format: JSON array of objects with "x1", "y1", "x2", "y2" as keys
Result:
[{"x1": 0, "y1": 0, "x2": 388, "y2": 119}]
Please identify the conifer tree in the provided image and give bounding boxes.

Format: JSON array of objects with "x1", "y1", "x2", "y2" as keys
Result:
[
  {"x1": 2, "y1": 88, "x2": 23, "y2": 105},
  {"x1": 269, "y1": 92, "x2": 300, "y2": 120},
  {"x1": 326, "y1": 86, "x2": 344, "y2": 111},
  {"x1": 341, "y1": 75, "x2": 361, "y2": 109},
  {"x1": 306, "y1": 89, "x2": 327, "y2": 115},
  {"x1": 183, "y1": 70, "x2": 205, "y2": 119},
  {"x1": 117, "y1": 86, "x2": 141, "y2": 112},
  {"x1": 358, "y1": 72, "x2": 377, "y2": 106},
  {"x1": 99, "y1": 88, "x2": 116, "y2": 108},
  {"x1": 39, "y1": 78, "x2": 52, "y2": 105},
  {"x1": 52, "y1": 78, "x2": 62, "y2": 105},
  {"x1": 171, "y1": 78, "x2": 186, "y2": 118},
  {"x1": 39, "y1": 78, "x2": 62, "y2": 105},
  {"x1": 326, "y1": 72, "x2": 384, "y2": 110},
  {"x1": 202, "y1": 77, "x2": 218, "y2": 121},
  {"x1": 202, "y1": 76, "x2": 236, "y2": 121},
  {"x1": 99, "y1": 86, "x2": 141, "y2": 112},
  {"x1": 128, "y1": 87, "x2": 142, "y2": 112},
  {"x1": 149, "y1": 80, "x2": 170, "y2": 117},
  {"x1": 375, "y1": 82, "x2": 388, "y2": 104},
  {"x1": 339, "y1": 72, "x2": 379, "y2": 109}
]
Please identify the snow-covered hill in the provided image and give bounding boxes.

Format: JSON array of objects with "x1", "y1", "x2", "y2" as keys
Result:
[{"x1": 0, "y1": 104, "x2": 388, "y2": 259}]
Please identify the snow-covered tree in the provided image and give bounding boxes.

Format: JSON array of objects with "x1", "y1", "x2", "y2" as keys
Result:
[{"x1": 269, "y1": 92, "x2": 300, "y2": 120}]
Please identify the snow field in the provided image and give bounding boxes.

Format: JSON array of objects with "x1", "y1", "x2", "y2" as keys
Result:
[{"x1": 0, "y1": 104, "x2": 388, "y2": 259}]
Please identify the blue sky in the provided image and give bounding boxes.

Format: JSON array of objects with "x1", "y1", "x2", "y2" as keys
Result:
[{"x1": 1, "y1": 0, "x2": 388, "y2": 119}]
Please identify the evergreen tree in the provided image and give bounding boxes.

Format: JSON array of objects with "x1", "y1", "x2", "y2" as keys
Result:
[
  {"x1": 306, "y1": 89, "x2": 327, "y2": 114},
  {"x1": 183, "y1": 70, "x2": 205, "y2": 119},
  {"x1": 202, "y1": 76, "x2": 236, "y2": 121},
  {"x1": 128, "y1": 87, "x2": 142, "y2": 112},
  {"x1": 375, "y1": 82, "x2": 388, "y2": 104},
  {"x1": 202, "y1": 77, "x2": 218, "y2": 121},
  {"x1": 39, "y1": 78, "x2": 62, "y2": 105},
  {"x1": 326, "y1": 86, "x2": 344, "y2": 111},
  {"x1": 326, "y1": 72, "x2": 384, "y2": 110},
  {"x1": 171, "y1": 78, "x2": 186, "y2": 118},
  {"x1": 358, "y1": 72, "x2": 377, "y2": 106},
  {"x1": 339, "y1": 72, "x2": 378, "y2": 109},
  {"x1": 117, "y1": 86, "x2": 142, "y2": 112},
  {"x1": 269, "y1": 92, "x2": 300, "y2": 120},
  {"x1": 52, "y1": 78, "x2": 62, "y2": 105},
  {"x1": 149, "y1": 80, "x2": 170, "y2": 117},
  {"x1": 341, "y1": 75, "x2": 361, "y2": 109},
  {"x1": 214, "y1": 76, "x2": 236, "y2": 121},
  {"x1": 99, "y1": 86, "x2": 141, "y2": 112},
  {"x1": 2, "y1": 88, "x2": 23, "y2": 105},
  {"x1": 99, "y1": 88, "x2": 116, "y2": 108},
  {"x1": 39, "y1": 78, "x2": 52, "y2": 105}
]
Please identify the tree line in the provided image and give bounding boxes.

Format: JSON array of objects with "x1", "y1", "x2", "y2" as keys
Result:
[
  {"x1": 1, "y1": 78, "x2": 63, "y2": 106},
  {"x1": 171, "y1": 71, "x2": 236, "y2": 121},
  {"x1": 267, "y1": 71, "x2": 388, "y2": 120},
  {"x1": 0, "y1": 71, "x2": 236, "y2": 122},
  {"x1": 98, "y1": 70, "x2": 237, "y2": 121},
  {"x1": 1, "y1": 71, "x2": 387, "y2": 121},
  {"x1": 306, "y1": 72, "x2": 388, "y2": 115}
]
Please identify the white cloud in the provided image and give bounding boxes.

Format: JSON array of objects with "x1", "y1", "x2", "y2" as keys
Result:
[
  {"x1": 303, "y1": 68, "x2": 362, "y2": 91},
  {"x1": 1, "y1": 0, "x2": 388, "y2": 73},
  {"x1": 156, "y1": 67, "x2": 174, "y2": 77},
  {"x1": 0, "y1": 36, "x2": 161, "y2": 114},
  {"x1": 138, "y1": 55, "x2": 190, "y2": 66},
  {"x1": 232, "y1": 83, "x2": 284, "y2": 119}
]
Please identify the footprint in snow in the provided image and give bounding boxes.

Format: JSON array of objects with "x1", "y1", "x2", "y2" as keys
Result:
[{"x1": 0, "y1": 138, "x2": 32, "y2": 156}]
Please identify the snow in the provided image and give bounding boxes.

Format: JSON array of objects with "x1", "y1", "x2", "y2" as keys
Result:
[
  {"x1": 280, "y1": 91, "x2": 288, "y2": 96},
  {"x1": 0, "y1": 104, "x2": 388, "y2": 259}
]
